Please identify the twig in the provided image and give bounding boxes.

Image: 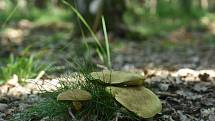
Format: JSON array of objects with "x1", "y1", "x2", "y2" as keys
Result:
[
  {"x1": 68, "y1": 108, "x2": 78, "y2": 121},
  {"x1": 35, "y1": 70, "x2": 45, "y2": 80},
  {"x1": 115, "y1": 112, "x2": 120, "y2": 121},
  {"x1": 156, "y1": 92, "x2": 178, "y2": 97},
  {"x1": 114, "y1": 112, "x2": 123, "y2": 121},
  {"x1": 96, "y1": 64, "x2": 109, "y2": 70}
]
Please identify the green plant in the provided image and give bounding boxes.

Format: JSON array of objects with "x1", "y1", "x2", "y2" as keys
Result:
[
  {"x1": 0, "y1": 55, "x2": 46, "y2": 84},
  {"x1": 63, "y1": 0, "x2": 111, "y2": 69},
  {"x1": 0, "y1": 1, "x2": 71, "y2": 27},
  {"x1": 0, "y1": 3, "x2": 18, "y2": 28}
]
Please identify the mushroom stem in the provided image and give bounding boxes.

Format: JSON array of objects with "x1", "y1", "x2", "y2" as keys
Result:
[{"x1": 72, "y1": 102, "x2": 82, "y2": 111}]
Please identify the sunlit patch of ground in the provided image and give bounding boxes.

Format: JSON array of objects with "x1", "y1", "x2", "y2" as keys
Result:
[{"x1": 0, "y1": 67, "x2": 214, "y2": 121}]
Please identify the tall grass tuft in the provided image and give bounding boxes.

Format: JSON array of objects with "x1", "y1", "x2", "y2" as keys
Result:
[{"x1": 62, "y1": 0, "x2": 112, "y2": 69}]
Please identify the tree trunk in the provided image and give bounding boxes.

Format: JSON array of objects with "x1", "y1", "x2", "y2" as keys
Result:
[
  {"x1": 201, "y1": 0, "x2": 208, "y2": 10},
  {"x1": 150, "y1": 0, "x2": 157, "y2": 15},
  {"x1": 179, "y1": 0, "x2": 192, "y2": 14}
]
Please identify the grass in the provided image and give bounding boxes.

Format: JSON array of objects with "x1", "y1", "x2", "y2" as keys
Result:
[
  {"x1": 5, "y1": 1, "x2": 210, "y2": 120},
  {"x1": 0, "y1": 1, "x2": 71, "y2": 26},
  {"x1": 123, "y1": 0, "x2": 207, "y2": 40},
  {"x1": 102, "y1": 16, "x2": 111, "y2": 68},
  {"x1": 10, "y1": 61, "x2": 140, "y2": 121},
  {"x1": 0, "y1": 55, "x2": 46, "y2": 84},
  {"x1": 62, "y1": 0, "x2": 112, "y2": 69},
  {"x1": 9, "y1": 2, "x2": 117, "y2": 120},
  {"x1": 0, "y1": 0, "x2": 112, "y2": 85},
  {"x1": 10, "y1": 95, "x2": 71, "y2": 121},
  {"x1": 0, "y1": 3, "x2": 18, "y2": 28},
  {"x1": 125, "y1": 16, "x2": 191, "y2": 39}
]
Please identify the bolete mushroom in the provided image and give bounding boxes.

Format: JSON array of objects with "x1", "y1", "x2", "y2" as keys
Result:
[
  {"x1": 90, "y1": 71, "x2": 144, "y2": 86},
  {"x1": 106, "y1": 86, "x2": 162, "y2": 118},
  {"x1": 57, "y1": 89, "x2": 92, "y2": 110}
]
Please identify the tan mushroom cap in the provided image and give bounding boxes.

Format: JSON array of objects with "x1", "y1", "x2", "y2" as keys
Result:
[
  {"x1": 90, "y1": 71, "x2": 144, "y2": 86},
  {"x1": 57, "y1": 89, "x2": 92, "y2": 101},
  {"x1": 106, "y1": 86, "x2": 162, "y2": 118}
]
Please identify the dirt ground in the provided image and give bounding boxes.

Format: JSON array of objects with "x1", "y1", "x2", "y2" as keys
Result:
[
  {"x1": 0, "y1": 28, "x2": 215, "y2": 121},
  {"x1": 112, "y1": 36, "x2": 215, "y2": 121}
]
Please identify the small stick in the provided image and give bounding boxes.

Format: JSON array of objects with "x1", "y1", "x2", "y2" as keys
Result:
[
  {"x1": 115, "y1": 115, "x2": 119, "y2": 121},
  {"x1": 35, "y1": 70, "x2": 45, "y2": 80},
  {"x1": 115, "y1": 112, "x2": 121, "y2": 121},
  {"x1": 68, "y1": 108, "x2": 78, "y2": 121},
  {"x1": 96, "y1": 64, "x2": 109, "y2": 70}
]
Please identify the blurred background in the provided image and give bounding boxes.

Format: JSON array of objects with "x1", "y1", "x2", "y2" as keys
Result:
[{"x1": 0, "y1": 0, "x2": 215, "y2": 83}]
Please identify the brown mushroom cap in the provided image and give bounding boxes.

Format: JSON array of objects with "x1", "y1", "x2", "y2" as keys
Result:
[
  {"x1": 106, "y1": 86, "x2": 162, "y2": 118},
  {"x1": 57, "y1": 89, "x2": 92, "y2": 101},
  {"x1": 90, "y1": 71, "x2": 144, "y2": 86}
]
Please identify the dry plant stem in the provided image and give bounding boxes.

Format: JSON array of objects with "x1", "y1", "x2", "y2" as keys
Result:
[
  {"x1": 68, "y1": 107, "x2": 78, "y2": 121},
  {"x1": 35, "y1": 71, "x2": 45, "y2": 80},
  {"x1": 115, "y1": 117, "x2": 118, "y2": 121},
  {"x1": 96, "y1": 64, "x2": 109, "y2": 70},
  {"x1": 115, "y1": 112, "x2": 120, "y2": 121},
  {"x1": 156, "y1": 92, "x2": 178, "y2": 97}
]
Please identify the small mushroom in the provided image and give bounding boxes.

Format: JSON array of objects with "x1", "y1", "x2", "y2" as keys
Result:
[
  {"x1": 106, "y1": 86, "x2": 162, "y2": 118},
  {"x1": 90, "y1": 71, "x2": 144, "y2": 86},
  {"x1": 57, "y1": 89, "x2": 92, "y2": 110}
]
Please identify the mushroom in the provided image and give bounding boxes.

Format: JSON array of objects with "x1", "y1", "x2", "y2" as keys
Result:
[
  {"x1": 57, "y1": 89, "x2": 92, "y2": 110},
  {"x1": 90, "y1": 71, "x2": 144, "y2": 86},
  {"x1": 106, "y1": 86, "x2": 162, "y2": 118}
]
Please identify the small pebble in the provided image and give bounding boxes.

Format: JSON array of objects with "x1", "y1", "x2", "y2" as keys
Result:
[
  {"x1": 209, "y1": 114, "x2": 215, "y2": 121},
  {"x1": 0, "y1": 112, "x2": 5, "y2": 118},
  {"x1": 0, "y1": 103, "x2": 8, "y2": 112},
  {"x1": 158, "y1": 83, "x2": 169, "y2": 91}
]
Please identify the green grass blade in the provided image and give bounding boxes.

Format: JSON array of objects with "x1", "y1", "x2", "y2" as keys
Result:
[
  {"x1": 1, "y1": 4, "x2": 18, "y2": 28},
  {"x1": 62, "y1": 0, "x2": 103, "y2": 50},
  {"x1": 101, "y1": 16, "x2": 111, "y2": 68}
]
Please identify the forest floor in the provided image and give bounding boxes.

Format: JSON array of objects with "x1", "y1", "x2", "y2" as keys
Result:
[{"x1": 0, "y1": 20, "x2": 215, "y2": 121}]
